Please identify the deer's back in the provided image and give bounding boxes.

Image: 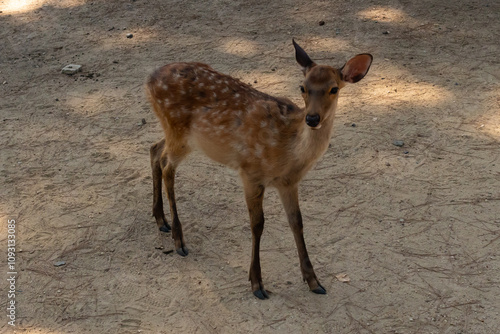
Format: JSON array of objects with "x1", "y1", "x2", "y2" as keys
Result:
[{"x1": 147, "y1": 62, "x2": 306, "y2": 180}]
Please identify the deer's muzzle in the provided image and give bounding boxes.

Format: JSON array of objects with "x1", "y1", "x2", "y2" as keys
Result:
[{"x1": 305, "y1": 114, "x2": 321, "y2": 128}]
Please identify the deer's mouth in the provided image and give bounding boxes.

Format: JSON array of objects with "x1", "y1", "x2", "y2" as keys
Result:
[{"x1": 308, "y1": 123, "x2": 322, "y2": 130}]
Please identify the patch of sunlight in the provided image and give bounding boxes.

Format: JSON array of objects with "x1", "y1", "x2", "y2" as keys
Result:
[
  {"x1": 65, "y1": 89, "x2": 129, "y2": 116},
  {"x1": 478, "y1": 90, "x2": 500, "y2": 139},
  {"x1": 357, "y1": 6, "x2": 418, "y2": 25},
  {"x1": 239, "y1": 70, "x2": 299, "y2": 97},
  {"x1": 482, "y1": 117, "x2": 500, "y2": 139},
  {"x1": 1, "y1": 0, "x2": 38, "y2": 13},
  {"x1": 360, "y1": 80, "x2": 454, "y2": 109},
  {"x1": 219, "y1": 38, "x2": 261, "y2": 57},
  {"x1": 1, "y1": 0, "x2": 85, "y2": 13}
]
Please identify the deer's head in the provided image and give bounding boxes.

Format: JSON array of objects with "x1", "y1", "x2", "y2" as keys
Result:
[{"x1": 293, "y1": 40, "x2": 373, "y2": 129}]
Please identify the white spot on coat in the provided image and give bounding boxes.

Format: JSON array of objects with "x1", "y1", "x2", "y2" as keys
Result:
[{"x1": 255, "y1": 144, "x2": 263, "y2": 158}]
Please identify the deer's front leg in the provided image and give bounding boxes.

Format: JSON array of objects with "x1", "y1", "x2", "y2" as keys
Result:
[
  {"x1": 277, "y1": 184, "x2": 326, "y2": 295},
  {"x1": 241, "y1": 173, "x2": 268, "y2": 300}
]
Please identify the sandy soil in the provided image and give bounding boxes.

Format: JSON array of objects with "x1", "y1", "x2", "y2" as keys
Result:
[{"x1": 1, "y1": 0, "x2": 500, "y2": 333}]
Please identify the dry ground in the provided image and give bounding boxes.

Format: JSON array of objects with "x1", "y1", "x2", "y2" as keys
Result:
[{"x1": 1, "y1": 0, "x2": 500, "y2": 333}]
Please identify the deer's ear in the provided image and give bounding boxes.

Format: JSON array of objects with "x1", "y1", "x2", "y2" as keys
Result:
[
  {"x1": 340, "y1": 54, "x2": 373, "y2": 83},
  {"x1": 293, "y1": 39, "x2": 316, "y2": 75}
]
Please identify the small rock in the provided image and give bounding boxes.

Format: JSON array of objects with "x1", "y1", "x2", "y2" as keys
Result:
[
  {"x1": 382, "y1": 31, "x2": 390, "y2": 35},
  {"x1": 61, "y1": 64, "x2": 82, "y2": 75},
  {"x1": 393, "y1": 140, "x2": 404, "y2": 147},
  {"x1": 126, "y1": 33, "x2": 133, "y2": 38},
  {"x1": 319, "y1": 20, "x2": 325, "y2": 26},
  {"x1": 404, "y1": 151, "x2": 409, "y2": 154},
  {"x1": 351, "y1": 123, "x2": 356, "y2": 127},
  {"x1": 54, "y1": 261, "x2": 66, "y2": 267},
  {"x1": 141, "y1": 118, "x2": 147, "y2": 125}
]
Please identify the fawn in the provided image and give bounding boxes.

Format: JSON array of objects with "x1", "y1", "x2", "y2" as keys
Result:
[{"x1": 147, "y1": 40, "x2": 372, "y2": 299}]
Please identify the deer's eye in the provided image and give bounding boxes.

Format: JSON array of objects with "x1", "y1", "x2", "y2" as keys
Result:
[
  {"x1": 330, "y1": 87, "x2": 339, "y2": 95},
  {"x1": 300, "y1": 85, "x2": 305, "y2": 93}
]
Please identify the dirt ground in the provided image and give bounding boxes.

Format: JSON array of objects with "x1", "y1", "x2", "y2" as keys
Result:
[{"x1": 1, "y1": 0, "x2": 500, "y2": 333}]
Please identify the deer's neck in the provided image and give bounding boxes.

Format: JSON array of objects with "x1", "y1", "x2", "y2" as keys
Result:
[{"x1": 294, "y1": 112, "x2": 336, "y2": 172}]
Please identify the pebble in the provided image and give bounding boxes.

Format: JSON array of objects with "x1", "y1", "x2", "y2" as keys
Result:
[
  {"x1": 393, "y1": 140, "x2": 404, "y2": 147},
  {"x1": 61, "y1": 64, "x2": 82, "y2": 75},
  {"x1": 351, "y1": 123, "x2": 356, "y2": 127},
  {"x1": 383, "y1": 31, "x2": 390, "y2": 34},
  {"x1": 141, "y1": 118, "x2": 147, "y2": 125},
  {"x1": 54, "y1": 261, "x2": 66, "y2": 267},
  {"x1": 126, "y1": 33, "x2": 133, "y2": 38},
  {"x1": 319, "y1": 20, "x2": 325, "y2": 26}
]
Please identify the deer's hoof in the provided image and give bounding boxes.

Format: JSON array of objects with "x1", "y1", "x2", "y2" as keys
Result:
[
  {"x1": 159, "y1": 224, "x2": 171, "y2": 233},
  {"x1": 176, "y1": 246, "x2": 189, "y2": 257},
  {"x1": 311, "y1": 284, "x2": 327, "y2": 295},
  {"x1": 253, "y1": 289, "x2": 269, "y2": 300}
]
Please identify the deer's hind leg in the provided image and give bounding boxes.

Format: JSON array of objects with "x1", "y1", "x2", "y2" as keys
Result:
[
  {"x1": 161, "y1": 139, "x2": 191, "y2": 257},
  {"x1": 150, "y1": 139, "x2": 171, "y2": 233}
]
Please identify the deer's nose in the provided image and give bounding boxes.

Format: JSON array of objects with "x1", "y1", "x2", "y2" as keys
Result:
[{"x1": 305, "y1": 114, "x2": 321, "y2": 128}]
